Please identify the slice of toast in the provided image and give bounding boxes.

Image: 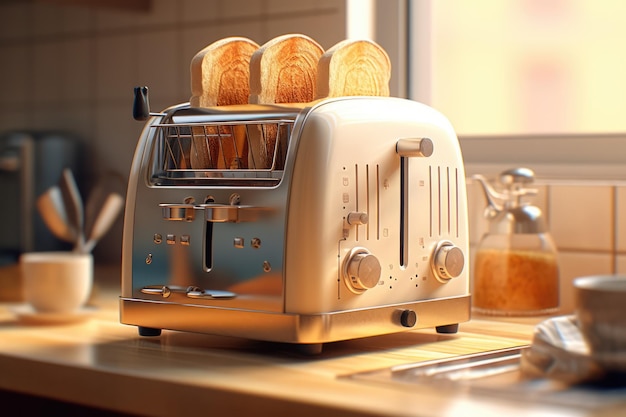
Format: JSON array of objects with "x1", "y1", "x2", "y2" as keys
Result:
[
  {"x1": 316, "y1": 39, "x2": 391, "y2": 99},
  {"x1": 248, "y1": 34, "x2": 324, "y2": 168},
  {"x1": 189, "y1": 37, "x2": 259, "y2": 169}
]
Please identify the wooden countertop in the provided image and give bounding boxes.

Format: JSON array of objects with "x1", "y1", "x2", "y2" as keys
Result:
[{"x1": 0, "y1": 281, "x2": 624, "y2": 417}]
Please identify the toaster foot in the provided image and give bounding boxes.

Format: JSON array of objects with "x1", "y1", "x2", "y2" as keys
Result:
[
  {"x1": 138, "y1": 326, "x2": 162, "y2": 337},
  {"x1": 435, "y1": 323, "x2": 459, "y2": 334},
  {"x1": 295, "y1": 343, "x2": 323, "y2": 355}
]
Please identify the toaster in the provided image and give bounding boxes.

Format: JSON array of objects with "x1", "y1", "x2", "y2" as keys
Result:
[{"x1": 120, "y1": 91, "x2": 470, "y2": 350}]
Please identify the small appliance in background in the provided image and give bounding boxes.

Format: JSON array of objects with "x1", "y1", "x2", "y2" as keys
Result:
[
  {"x1": 0, "y1": 131, "x2": 83, "y2": 265},
  {"x1": 120, "y1": 90, "x2": 471, "y2": 351}
]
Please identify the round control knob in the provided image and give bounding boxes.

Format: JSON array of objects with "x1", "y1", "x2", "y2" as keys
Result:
[
  {"x1": 343, "y1": 248, "x2": 381, "y2": 294},
  {"x1": 432, "y1": 242, "x2": 465, "y2": 282}
]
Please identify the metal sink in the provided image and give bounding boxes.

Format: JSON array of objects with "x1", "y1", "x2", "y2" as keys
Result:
[{"x1": 346, "y1": 346, "x2": 626, "y2": 413}]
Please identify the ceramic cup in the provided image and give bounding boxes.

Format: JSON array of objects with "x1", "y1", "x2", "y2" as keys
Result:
[
  {"x1": 20, "y1": 252, "x2": 93, "y2": 313},
  {"x1": 574, "y1": 275, "x2": 626, "y2": 354}
]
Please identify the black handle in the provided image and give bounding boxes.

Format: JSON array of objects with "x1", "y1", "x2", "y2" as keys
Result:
[{"x1": 133, "y1": 86, "x2": 150, "y2": 121}]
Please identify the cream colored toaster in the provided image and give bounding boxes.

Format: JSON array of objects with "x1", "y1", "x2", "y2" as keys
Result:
[{"x1": 120, "y1": 92, "x2": 470, "y2": 351}]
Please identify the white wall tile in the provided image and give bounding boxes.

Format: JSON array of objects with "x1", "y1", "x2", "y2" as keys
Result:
[
  {"x1": 94, "y1": 103, "x2": 143, "y2": 179},
  {"x1": 32, "y1": 42, "x2": 63, "y2": 104},
  {"x1": 95, "y1": 34, "x2": 137, "y2": 101},
  {"x1": 549, "y1": 184, "x2": 613, "y2": 252},
  {"x1": 615, "y1": 254, "x2": 626, "y2": 274},
  {"x1": 133, "y1": 0, "x2": 179, "y2": 27},
  {"x1": 0, "y1": 45, "x2": 29, "y2": 106},
  {"x1": 0, "y1": 4, "x2": 31, "y2": 40},
  {"x1": 95, "y1": 8, "x2": 138, "y2": 31},
  {"x1": 136, "y1": 30, "x2": 181, "y2": 102},
  {"x1": 0, "y1": 110, "x2": 28, "y2": 131},
  {"x1": 60, "y1": 4, "x2": 93, "y2": 34},
  {"x1": 181, "y1": 0, "x2": 220, "y2": 23},
  {"x1": 466, "y1": 179, "x2": 488, "y2": 245},
  {"x1": 220, "y1": 0, "x2": 264, "y2": 19},
  {"x1": 267, "y1": 0, "x2": 344, "y2": 14},
  {"x1": 31, "y1": 3, "x2": 63, "y2": 37},
  {"x1": 615, "y1": 186, "x2": 626, "y2": 252},
  {"x1": 556, "y1": 251, "x2": 613, "y2": 314},
  {"x1": 30, "y1": 104, "x2": 76, "y2": 131},
  {"x1": 55, "y1": 104, "x2": 95, "y2": 152},
  {"x1": 61, "y1": 38, "x2": 94, "y2": 103}
]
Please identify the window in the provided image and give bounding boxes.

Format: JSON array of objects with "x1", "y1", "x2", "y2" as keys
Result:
[{"x1": 405, "y1": 0, "x2": 626, "y2": 179}]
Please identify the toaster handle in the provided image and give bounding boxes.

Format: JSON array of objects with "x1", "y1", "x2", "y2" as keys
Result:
[
  {"x1": 396, "y1": 138, "x2": 434, "y2": 158},
  {"x1": 200, "y1": 204, "x2": 260, "y2": 223},
  {"x1": 133, "y1": 86, "x2": 151, "y2": 121}
]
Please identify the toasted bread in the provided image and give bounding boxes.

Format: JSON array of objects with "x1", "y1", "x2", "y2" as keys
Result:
[
  {"x1": 248, "y1": 34, "x2": 324, "y2": 168},
  {"x1": 189, "y1": 37, "x2": 259, "y2": 169},
  {"x1": 316, "y1": 39, "x2": 391, "y2": 99}
]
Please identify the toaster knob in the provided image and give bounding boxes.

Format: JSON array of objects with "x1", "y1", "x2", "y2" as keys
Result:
[
  {"x1": 343, "y1": 248, "x2": 381, "y2": 293},
  {"x1": 347, "y1": 212, "x2": 368, "y2": 225},
  {"x1": 432, "y1": 241, "x2": 465, "y2": 282}
]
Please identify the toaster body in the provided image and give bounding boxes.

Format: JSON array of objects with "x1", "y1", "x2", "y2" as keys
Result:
[{"x1": 120, "y1": 96, "x2": 470, "y2": 347}]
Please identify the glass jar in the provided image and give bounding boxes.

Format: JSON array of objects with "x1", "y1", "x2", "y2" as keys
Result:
[
  {"x1": 473, "y1": 233, "x2": 559, "y2": 316},
  {"x1": 471, "y1": 168, "x2": 560, "y2": 316}
]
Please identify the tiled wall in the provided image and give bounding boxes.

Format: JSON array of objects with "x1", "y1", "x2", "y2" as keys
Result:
[
  {"x1": 467, "y1": 175, "x2": 626, "y2": 314},
  {"x1": 0, "y1": 0, "x2": 346, "y2": 263}
]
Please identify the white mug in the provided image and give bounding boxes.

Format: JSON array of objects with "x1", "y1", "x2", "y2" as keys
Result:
[
  {"x1": 20, "y1": 252, "x2": 93, "y2": 313},
  {"x1": 574, "y1": 275, "x2": 626, "y2": 354}
]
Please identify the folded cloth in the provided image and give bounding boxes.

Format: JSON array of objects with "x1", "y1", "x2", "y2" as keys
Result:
[{"x1": 520, "y1": 315, "x2": 604, "y2": 383}]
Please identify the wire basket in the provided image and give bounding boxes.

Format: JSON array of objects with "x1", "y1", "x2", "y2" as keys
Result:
[{"x1": 148, "y1": 119, "x2": 294, "y2": 187}]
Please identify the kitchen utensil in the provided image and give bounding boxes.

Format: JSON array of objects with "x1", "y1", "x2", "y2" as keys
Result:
[
  {"x1": 36, "y1": 186, "x2": 76, "y2": 243},
  {"x1": 59, "y1": 168, "x2": 85, "y2": 252},
  {"x1": 83, "y1": 193, "x2": 124, "y2": 253},
  {"x1": 84, "y1": 184, "x2": 107, "y2": 240}
]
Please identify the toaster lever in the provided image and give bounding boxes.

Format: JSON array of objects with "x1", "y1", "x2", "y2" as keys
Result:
[
  {"x1": 201, "y1": 204, "x2": 257, "y2": 223},
  {"x1": 141, "y1": 285, "x2": 201, "y2": 298},
  {"x1": 186, "y1": 289, "x2": 236, "y2": 299},
  {"x1": 396, "y1": 138, "x2": 434, "y2": 158},
  {"x1": 160, "y1": 203, "x2": 196, "y2": 221},
  {"x1": 132, "y1": 86, "x2": 166, "y2": 120},
  {"x1": 140, "y1": 285, "x2": 236, "y2": 300}
]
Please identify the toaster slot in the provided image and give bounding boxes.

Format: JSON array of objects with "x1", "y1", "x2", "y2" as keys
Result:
[
  {"x1": 400, "y1": 157, "x2": 409, "y2": 268},
  {"x1": 396, "y1": 138, "x2": 434, "y2": 268},
  {"x1": 147, "y1": 109, "x2": 298, "y2": 188},
  {"x1": 204, "y1": 217, "x2": 213, "y2": 271}
]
